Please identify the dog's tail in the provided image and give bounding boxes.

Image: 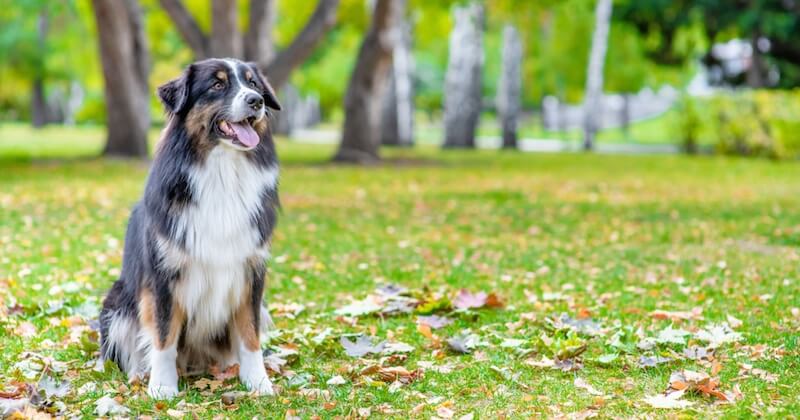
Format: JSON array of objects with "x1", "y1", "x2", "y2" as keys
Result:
[{"x1": 99, "y1": 280, "x2": 147, "y2": 379}]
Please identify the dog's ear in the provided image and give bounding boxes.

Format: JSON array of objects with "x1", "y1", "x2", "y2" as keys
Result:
[
  {"x1": 157, "y1": 64, "x2": 194, "y2": 115},
  {"x1": 247, "y1": 62, "x2": 281, "y2": 111}
]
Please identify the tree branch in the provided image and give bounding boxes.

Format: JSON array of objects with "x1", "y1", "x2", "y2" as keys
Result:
[
  {"x1": 264, "y1": 0, "x2": 340, "y2": 89},
  {"x1": 159, "y1": 0, "x2": 209, "y2": 58}
]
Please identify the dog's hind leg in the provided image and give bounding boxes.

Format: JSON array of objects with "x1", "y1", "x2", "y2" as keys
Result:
[
  {"x1": 233, "y1": 260, "x2": 273, "y2": 395},
  {"x1": 139, "y1": 287, "x2": 185, "y2": 399}
]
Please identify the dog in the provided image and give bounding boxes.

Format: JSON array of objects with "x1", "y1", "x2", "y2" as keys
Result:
[{"x1": 99, "y1": 58, "x2": 282, "y2": 399}]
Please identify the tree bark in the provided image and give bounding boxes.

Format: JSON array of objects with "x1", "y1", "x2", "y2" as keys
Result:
[
  {"x1": 92, "y1": 0, "x2": 150, "y2": 158},
  {"x1": 381, "y1": 20, "x2": 414, "y2": 147},
  {"x1": 245, "y1": 0, "x2": 276, "y2": 64},
  {"x1": 211, "y1": 0, "x2": 241, "y2": 57},
  {"x1": 582, "y1": 0, "x2": 612, "y2": 151},
  {"x1": 746, "y1": 31, "x2": 767, "y2": 88},
  {"x1": 31, "y1": 78, "x2": 48, "y2": 128},
  {"x1": 443, "y1": 3, "x2": 484, "y2": 149},
  {"x1": 496, "y1": 24, "x2": 522, "y2": 150},
  {"x1": 31, "y1": 11, "x2": 48, "y2": 128},
  {"x1": 334, "y1": 0, "x2": 405, "y2": 163},
  {"x1": 264, "y1": 0, "x2": 340, "y2": 90},
  {"x1": 159, "y1": 0, "x2": 209, "y2": 57}
]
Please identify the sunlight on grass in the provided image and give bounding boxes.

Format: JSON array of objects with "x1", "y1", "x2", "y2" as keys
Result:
[{"x1": 0, "y1": 128, "x2": 799, "y2": 417}]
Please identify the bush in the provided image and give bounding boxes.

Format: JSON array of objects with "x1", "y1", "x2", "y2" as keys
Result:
[{"x1": 683, "y1": 90, "x2": 800, "y2": 159}]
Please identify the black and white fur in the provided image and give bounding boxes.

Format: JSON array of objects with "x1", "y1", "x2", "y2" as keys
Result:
[{"x1": 99, "y1": 58, "x2": 282, "y2": 399}]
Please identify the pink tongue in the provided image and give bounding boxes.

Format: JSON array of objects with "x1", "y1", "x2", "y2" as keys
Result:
[{"x1": 230, "y1": 122, "x2": 259, "y2": 147}]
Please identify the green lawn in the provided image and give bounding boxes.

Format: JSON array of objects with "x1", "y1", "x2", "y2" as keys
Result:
[{"x1": 1, "y1": 124, "x2": 799, "y2": 418}]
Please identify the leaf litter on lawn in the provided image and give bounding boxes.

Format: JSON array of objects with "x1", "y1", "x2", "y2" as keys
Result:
[{"x1": 643, "y1": 368, "x2": 743, "y2": 409}]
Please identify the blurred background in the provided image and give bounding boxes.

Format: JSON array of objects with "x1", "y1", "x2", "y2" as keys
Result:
[{"x1": 1, "y1": 0, "x2": 799, "y2": 161}]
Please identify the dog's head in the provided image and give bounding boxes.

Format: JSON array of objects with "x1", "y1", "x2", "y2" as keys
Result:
[{"x1": 157, "y1": 58, "x2": 281, "y2": 152}]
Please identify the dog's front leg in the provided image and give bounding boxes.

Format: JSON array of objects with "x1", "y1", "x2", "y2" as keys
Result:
[
  {"x1": 234, "y1": 261, "x2": 273, "y2": 396},
  {"x1": 140, "y1": 281, "x2": 184, "y2": 399}
]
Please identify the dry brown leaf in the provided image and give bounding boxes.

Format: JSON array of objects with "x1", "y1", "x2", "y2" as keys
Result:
[{"x1": 209, "y1": 363, "x2": 240, "y2": 381}]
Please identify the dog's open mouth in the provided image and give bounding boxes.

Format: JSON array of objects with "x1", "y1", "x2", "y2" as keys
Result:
[{"x1": 217, "y1": 117, "x2": 259, "y2": 148}]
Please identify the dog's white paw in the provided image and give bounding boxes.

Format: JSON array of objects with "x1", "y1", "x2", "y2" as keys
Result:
[
  {"x1": 149, "y1": 346, "x2": 179, "y2": 399},
  {"x1": 241, "y1": 370, "x2": 274, "y2": 396},
  {"x1": 148, "y1": 382, "x2": 180, "y2": 399}
]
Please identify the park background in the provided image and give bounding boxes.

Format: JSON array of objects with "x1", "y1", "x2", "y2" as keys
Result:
[{"x1": 1, "y1": 0, "x2": 800, "y2": 418}]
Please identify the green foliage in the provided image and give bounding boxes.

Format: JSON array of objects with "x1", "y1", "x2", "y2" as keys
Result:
[
  {"x1": 675, "y1": 90, "x2": 800, "y2": 159},
  {"x1": 674, "y1": 94, "x2": 702, "y2": 154},
  {"x1": 617, "y1": 0, "x2": 800, "y2": 87}
]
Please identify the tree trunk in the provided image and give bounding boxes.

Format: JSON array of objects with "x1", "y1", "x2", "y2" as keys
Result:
[
  {"x1": 582, "y1": 0, "x2": 612, "y2": 151},
  {"x1": 31, "y1": 78, "x2": 48, "y2": 128},
  {"x1": 245, "y1": 0, "x2": 276, "y2": 65},
  {"x1": 381, "y1": 20, "x2": 414, "y2": 147},
  {"x1": 746, "y1": 31, "x2": 766, "y2": 88},
  {"x1": 211, "y1": 0, "x2": 241, "y2": 57},
  {"x1": 92, "y1": 0, "x2": 150, "y2": 158},
  {"x1": 31, "y1": 11, "x2": 48, "y2": 128},
  {"x1": 334, "y1": 0, "x2": 405, "y2": 163},
  {"x1": 496, "y1": 24, "x2": 522, "y2": 150},
  {"x1": 443, "y1": 3, "x2": 484, "y2": 149},
  {"x1": 620, "y1": 93, "x2": 631, "y2": 139}
]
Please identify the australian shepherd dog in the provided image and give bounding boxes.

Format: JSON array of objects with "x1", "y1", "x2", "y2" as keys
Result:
[{"x1": 99, "y1": 58, "x2": 282, "y2": 398}]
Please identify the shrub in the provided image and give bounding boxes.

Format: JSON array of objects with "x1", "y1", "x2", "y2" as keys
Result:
[{"x1": 707, "y1": 90, "x2": 800, "y2": 160}]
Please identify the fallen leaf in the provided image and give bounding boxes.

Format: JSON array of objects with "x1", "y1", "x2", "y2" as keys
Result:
[
  {"x1": 37, "y1": 375, "x2": 71, "y2": 399},
  {"x1": 340, "y1": 335, "x2": 386, "y2": 358},
  {"x1": 639, "y1": 355, "x2": 672, "y2": 368},
  {"x1": 209, "y1": 363, "x2": 239, "y2": 380},
  {"x1": 695, "y1": 324, "x2": 742, "y2": 348},
  {"x1": 499, "y1": 338, "x2": 526, "y2": 348},
  {"x1": 446, "y1": 333, "x2": 480, "y2": 354},
  {"x1": 15, "y1": 321, "x2": 37, "y2": 338},
  {"x1": 417, "y1": 315, "x2": 453, "y2": 329},
  {"x1": 594, "y1": 353, "x2": 618, "y2": 365},
  {"x1": 453, "y1": 289, "x2": 487, "y2": 310},
  {"x1": 726, "y1": 314, "x2": 743, "y2": 328},
  {"x1": 221, "y1": 391, "x2": 247, "y2": 405},
  {"x1": 738, "y1": 363, "x2": 778, "y2": 383},
  {"x1": 643, "y1": 389, "x2": 693, "y2": 409},
  {"x1": 335, "y1": 298, "x2": 382, "y2": 317},
  {"x1": 682, "y1": 346, "x2": 712, "y2": 360},
  {"x1": 326, "y1": 375, "x2": 347, "y2": 386},
  {"x1": 485, "y1": 293, "x2": 505, "y2": 308},
  {"x1": 668, "y1": 369, "x2": 735, "y2": 403},
  {"x1": 382, "y1": 341, "x2": 415, "y2": 355},
  {"x1": 95, "y1": 395, "x2": 129, "y2": 416},
  {"x1": 656, "y1": 326, "x2": 692, "y2": 345},
  {"x1": 650, "y1": 307, "x2": 703, "y2": 322},
  {"x1": 574, "y1": 378, "x2": 603, "y2": 396}
]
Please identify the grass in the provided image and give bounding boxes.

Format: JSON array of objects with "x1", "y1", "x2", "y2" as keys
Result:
[{"x1": 1, "y1": 124, "x2": 799, "y2": 418}]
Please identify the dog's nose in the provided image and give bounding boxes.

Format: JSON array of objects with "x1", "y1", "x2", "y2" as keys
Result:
[{"x1": 246, "y1": 93, "x2": 264, "y2": 110}]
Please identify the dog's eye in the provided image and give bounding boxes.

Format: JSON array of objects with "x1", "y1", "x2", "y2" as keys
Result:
[
  {"x1": 211, "y1": 81, "x2": 224, "y2": 91},
  {"x1": 248, "y1": 80, "x2": 257, "y2": 88}
]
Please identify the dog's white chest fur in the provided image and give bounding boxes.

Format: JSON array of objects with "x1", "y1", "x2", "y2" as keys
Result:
[{"x1": 171, "y1": 146, "x2": 277, "y2": 341}]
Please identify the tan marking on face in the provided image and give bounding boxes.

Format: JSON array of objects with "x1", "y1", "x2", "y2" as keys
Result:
[
  {"x1": 245, "y1": 70, "x2": 253, "y2": 81},
  {"x1": 185, "y1": 102, "x2": 221, "y2": 157},
  {"x1": 139, "y1": 288, "x2": 185, "y2": 350},
  {"x1": 253, "y1": 117, "x2": 268, "y2": 136},
  {"x1": 215, "y1": 71, "x2": 228, "y2": 82},
  {"x1": 234, "y1": 288, "x2": 260, "y2": 352}
]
